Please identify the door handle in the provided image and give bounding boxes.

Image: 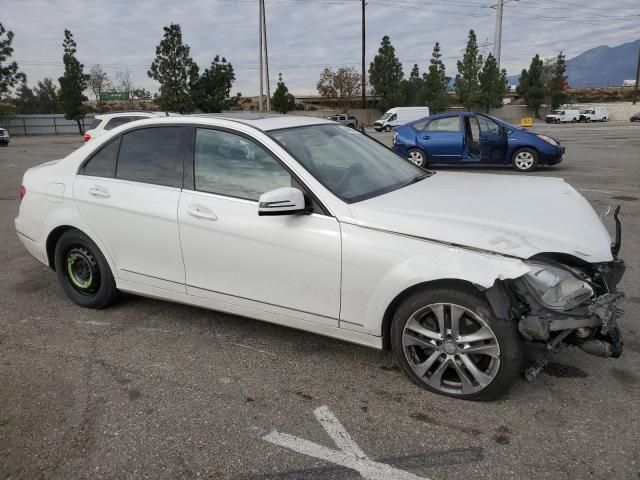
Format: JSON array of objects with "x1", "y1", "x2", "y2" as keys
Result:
[
  {"x1": 421, "y1": 135, "x2": 431, "y2": 140},
  {"x1": 187, "y1": 204, "x2": 218, "y2": 221},
  {"x1": 88, "y1": 186, "x2": 110, "y2": 198}
]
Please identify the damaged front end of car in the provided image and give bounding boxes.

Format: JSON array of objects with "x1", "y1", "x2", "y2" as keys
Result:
[{"x1": 486, "y1": 207, "x2": 626, "y2": 380}]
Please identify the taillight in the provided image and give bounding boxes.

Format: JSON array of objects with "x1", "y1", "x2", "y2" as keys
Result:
[
  {"x1": 83, "y1": 133, "x2": 91, "y2": 142},
  {"x1": 19, "y1": 185, "x2": 26, "y2": 202}
]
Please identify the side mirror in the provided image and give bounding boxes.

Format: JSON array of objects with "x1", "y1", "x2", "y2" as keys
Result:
[{"x1": 258, "y1": 187, "x2": 310, "y2": 216}]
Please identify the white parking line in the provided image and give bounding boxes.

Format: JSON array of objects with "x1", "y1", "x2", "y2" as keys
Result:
[
  {"x1": 577, "y1": 188, "x2": 623, "y2": 194},
  {"x1": 263, "y1": 405, "x2": 431, "y2": 480}
]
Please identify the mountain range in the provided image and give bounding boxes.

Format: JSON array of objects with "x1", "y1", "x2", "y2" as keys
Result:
[{"x1": 507, "y1": 39, "x2": 639, "y2": 88}]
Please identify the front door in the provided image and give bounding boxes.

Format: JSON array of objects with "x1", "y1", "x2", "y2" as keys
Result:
[
  {"x1": 477, "y1": 115, "x2": 508, "y2": 164},
  {"x1": 178, "y1": 127, "x2": 341, "y2": 325},
  {"x1": 418, "y1": 115, "x2": 464, "y2": 163},
  {"x1": 73, "y1": 126, "x2": 190, "y2": 292}
]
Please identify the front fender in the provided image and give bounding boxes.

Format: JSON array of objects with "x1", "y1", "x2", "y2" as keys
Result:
[{"x1": 339, "y1": 223, "x2": 529, "y2": 335}]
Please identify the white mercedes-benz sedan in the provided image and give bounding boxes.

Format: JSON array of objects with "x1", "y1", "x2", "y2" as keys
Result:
[{"x1": 15, "y1": 115, "x2": 626, "y2": 400}]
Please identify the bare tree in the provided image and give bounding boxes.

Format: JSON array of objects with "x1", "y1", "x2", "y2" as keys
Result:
[
  {"x1": 317, "y1": 66, "x2": 361, "y2": 112},
  {"x1": 116, "y1": 69, "x2": 134, "y2": 108},
  {"x1": 87, "y1": 64, "x2": 111, "y2": 109}
]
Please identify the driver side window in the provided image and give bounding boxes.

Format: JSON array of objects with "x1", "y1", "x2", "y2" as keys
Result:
[
  {"x1": 194, "y1": 128, "x2": 292, "y2": 201},
  {"x1": 477, "y1": 116, "x2": 501, "y2": 134}
]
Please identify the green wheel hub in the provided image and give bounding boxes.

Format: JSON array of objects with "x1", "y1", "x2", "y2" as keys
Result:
[{"x1": 64, "y1": 247, "x2": 99, "y2": 294}]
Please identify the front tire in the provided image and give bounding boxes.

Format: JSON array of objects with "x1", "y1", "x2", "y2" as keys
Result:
[
  {"x1": 391, "y1": 285, "x2": 522, "y2": 401},
  {"x1": 512, "y1": 147, "x2": 539, "y2": 172},
  {"x1": 385, "y1": 125, "x2": 392, "y2": 132},
  {"x1": 407, "y1": 148, "x2": 427, "y2": 168},
  {"x1": 54, "y1": 229, "x2": 117, "y2": 309}
]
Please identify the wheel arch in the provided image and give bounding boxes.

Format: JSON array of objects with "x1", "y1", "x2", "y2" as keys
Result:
[
  {"x1": 510, "y1": 145, "x2": 540, "y2": 163},
  {"x1": 380, "y1": 278, "x2": 486, "y2": 350},
  {"x1": 44, "y1": 222, "x2": 117, "y2": 277}
]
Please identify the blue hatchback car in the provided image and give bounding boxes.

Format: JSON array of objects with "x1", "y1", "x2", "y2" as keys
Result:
[{"x1": 392, "y1": 112, "x2": 564, "y2": 172}]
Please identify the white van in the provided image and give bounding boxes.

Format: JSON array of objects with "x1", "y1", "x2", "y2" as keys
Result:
[
  {"x1": 374, "y1": 107, "x2": 430, "y2": 132},
  {"x1": 545, "y1": 109, "x2": 580, "y2": 124},
  {"x1": 579, "y1": 107, "x2": 609, "y2": 122}
]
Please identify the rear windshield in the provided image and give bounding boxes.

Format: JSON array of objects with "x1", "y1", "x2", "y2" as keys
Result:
[{"x1": 88, "y1": 118, "x2": 102, "y2": 130}]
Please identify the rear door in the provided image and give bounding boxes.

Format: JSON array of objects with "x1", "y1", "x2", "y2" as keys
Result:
[
  {"x1": 477, "y1": 115, "x2": 508, "y2": 164},
  {"x1": 417, "y1": 115, "x2": 463, "y2": 163},
  {"x1": 73, "y1": 126, "x2": 190, "y2": 292}
]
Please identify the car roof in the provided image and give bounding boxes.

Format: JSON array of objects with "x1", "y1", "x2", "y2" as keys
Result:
[
  {"x1": 94, "y1": 111, "x2": 168, "y2": 120},
  {"x1": 187, "y1": 113, "x2": 335, "y2": 131}
]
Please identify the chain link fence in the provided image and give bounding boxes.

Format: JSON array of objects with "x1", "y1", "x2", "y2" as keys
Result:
[{"x1": 1, "y1": 114, "x2": 96, "y2": 136}]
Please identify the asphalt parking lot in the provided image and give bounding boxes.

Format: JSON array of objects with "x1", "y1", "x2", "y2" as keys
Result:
[{"x1": 1, "y1": 122, "x2": 639, "y2": 480}]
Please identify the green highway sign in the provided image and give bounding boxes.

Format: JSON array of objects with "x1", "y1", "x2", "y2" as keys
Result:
[{"x1": 100, "y1": 91, "x2": 128, "y2": 101}]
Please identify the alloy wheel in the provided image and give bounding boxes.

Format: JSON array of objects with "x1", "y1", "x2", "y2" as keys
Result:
[
  {"x1": 514, "y1": 151, "x2": 534, "y2": 170},
  {"x1": 401, "y1": 303, "x2": 501, "y2": 395},
  {"x1": 408, "y1": 150, "x2": 425, "y2": 166}
]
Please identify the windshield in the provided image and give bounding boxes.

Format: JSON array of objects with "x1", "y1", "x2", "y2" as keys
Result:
[
  {"x1": 552, "y1": 110, "x2": 564, "y2": 115},
  {"x1": 378, "y1": 112, "x2": 393, "y2": 121},
  {"x1": 270, "y1": 124, "x2": 429, "y2": 203}
]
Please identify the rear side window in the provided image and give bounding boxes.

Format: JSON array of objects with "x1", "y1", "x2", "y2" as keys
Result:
[
  {"x1": 426, "y1": 116, "x2": 461, "y2": 132},
  {"x1": 104, "y1": 116, "x2": 148, "y2": 131},
  {"x1": 88, "y1": 118, "x2": 102, "y2": 130},
  {"x1": 82, "y1": 138, "x2": 120, "y2": 177},
  {"x1": 116, "y1": 127, "x2": 185, "y2": 187}
]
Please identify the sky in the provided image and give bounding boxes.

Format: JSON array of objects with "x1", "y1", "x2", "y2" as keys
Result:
[{"x1": 5, "y1": 0, "x2": 640, "y2": 97}]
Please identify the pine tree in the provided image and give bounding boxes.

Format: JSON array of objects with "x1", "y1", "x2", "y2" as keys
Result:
[
  {"x1": 193, "y1": 55, "x2": 236, "y2": 113},
  {"x1": 400, "y1": 64, "x2": 424, "y2": 106},
  {"x1": 271, "y1": 73, "x2": 296, "y2": 114},
  {"x1": 478, "y1": 53, "x2": 507, "y2": 113},
  {"x1": 517, "y1": 54, "x2": 545, "y2": 118},
  {"x1": 454, "y1": 30, "x2": 483, "y2": 111},
  {"x1": 549, "y1": 51, "x2": 568, "y2": 109},
  {"x1": 58, "y1": 29, "x2": 88, "y2": 133},
  {"x1": 369, "y1": 36, "x2": 404, "y2": 111},
  {"x1": 0, "y1": 22, "x2": 26, "y2": 101},
  {"x1": 14, "y1": 80, "x2": 37, "y2": 114},
  {"x1": 148, "y1": 23, "x2": 199, "y2": 113},
  {"x1": 0, "y1": 22, "x2": 25, "y2": 119},
  {"x1": 34, "y1": 78, "x2": 61, "y2": 113},
  {"x1": 423, "y1": 42, "x2": 448, "y2": 113}
]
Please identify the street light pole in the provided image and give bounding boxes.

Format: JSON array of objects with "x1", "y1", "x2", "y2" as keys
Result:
[
  {"x1": 361, "y1": 0, "x2": 366, "y2": 112},
  {"x1": 633, "y1": 47, "x2": 640, "y2": 105},
  {"x1": 258, "y1": 0, "x2": 264, "y2": 111},
  {"x1": 262, "y1": 0, "x2": 271, "y2": 111},
  {"x1": 493, "y1": 0, "x2": 504, "y2": 68}
]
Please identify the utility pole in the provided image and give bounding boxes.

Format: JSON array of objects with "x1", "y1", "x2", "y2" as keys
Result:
[
  {"x1": 258, "y1": 0, "x2": 264, "y2": 111},
  {"x1": 361, "y1": 0, "x2": 366, "y2": 112},
  {"x1": 633, "y1": 47, "x2": 640, "y2": 105},
  {"x1": 262, "y1": 0, "x2": 271, "y2": 111},
  {"x1": 493, "y1": 0, "x2": 504, "y2": 68}
]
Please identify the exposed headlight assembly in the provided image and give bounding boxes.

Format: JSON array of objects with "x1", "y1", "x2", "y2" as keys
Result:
[
  {"x1": 524, "y1": 262, "x2": 593, "y2": 311},
  {"x1": 537, "y1": 134, "x2": 559, "y2": 146}
]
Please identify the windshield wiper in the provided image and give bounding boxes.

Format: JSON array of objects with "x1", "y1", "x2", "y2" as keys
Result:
[{"x1": 405, "y1": 173, "x2": 428, "y2": 186}]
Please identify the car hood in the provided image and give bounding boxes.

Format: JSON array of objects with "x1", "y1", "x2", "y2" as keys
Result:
[{"x1": 345, "y1": 172, "x2": 613, "y2": 263}]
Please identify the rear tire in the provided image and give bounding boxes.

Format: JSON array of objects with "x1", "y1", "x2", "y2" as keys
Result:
[
  {"x1": 512, "y1": 147, "x2": 539, "y2": 172},
  {"x1": 54, "y1": 229, "x2": 117, "y2": 309},
  {"x1": 391, "y1": 285, "x2": 523, "y2": 401},
  {"x1": 407, "y1": 148, "x2": 427, "y2": 168},
  {"x1": 602, "y1": 117, "x2": 607, "y2": 122}
]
